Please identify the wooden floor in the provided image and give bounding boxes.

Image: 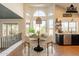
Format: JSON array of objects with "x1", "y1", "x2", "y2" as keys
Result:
[
  {"x1": 23, "y1": 43, "x2": 79, "y2": 56},
  {"x1": 53, "y1": 44, "x2": 79, "y2": 56},
  {"x1": 1, "y1": 42, "x2": 79, "y2": 56},
  {"x1": 0, "y1": 48, "x2": 6, "y2": 53}
]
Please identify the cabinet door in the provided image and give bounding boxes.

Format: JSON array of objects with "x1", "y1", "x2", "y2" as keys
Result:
[
  {"x1": 55, "y1": 34, "x2": 59, "y2": 44},
  {"x1": 59, "y1": 35, "x2": 63, "y2": 45},
  {"x1": 64, "y1": 34, "x2": 71, "y2": 45},
  {"x1": 72, "y1": 35, "x2": 79, "y2": 45}
]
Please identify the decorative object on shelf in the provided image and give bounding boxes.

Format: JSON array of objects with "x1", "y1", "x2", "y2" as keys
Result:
[
  {"x1": 55, "y1": 18, "x2": 62, "y2": 33},
  {"x1": 34, "y1": 8, "x2": 43, "y2": 52}
]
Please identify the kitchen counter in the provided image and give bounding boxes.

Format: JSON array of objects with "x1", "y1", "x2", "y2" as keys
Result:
[
  {"x1": 56, "y1": 32, "x2": 79, "y2": 45},
  {"x1": 56, "y1": 32, "x2": 79, "y2": 35}
]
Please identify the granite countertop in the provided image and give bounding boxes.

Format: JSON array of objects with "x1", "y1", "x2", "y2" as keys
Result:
[{"x1": 56, "y1": 32, "x2": 79, "y2": 35}]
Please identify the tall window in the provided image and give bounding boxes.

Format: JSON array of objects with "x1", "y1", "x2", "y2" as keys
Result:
[
  {"x1": 33, "y1": 10, "x2": 46, "y2": 17},
  {"x1": 2, "y1": 24, "x2": 19, "y2": 37},
  {"x1": 69, "y1": 21, "x2": 78, "y2": 32},
  {"x1": 33, "y1": 20, "x2": 46, "y2": 34},
  {"x1": 33, "y1": 10, "x2": 46, "y2": 34},
  {"x1": 61, "y1": 20, "x2": 78, "y2": 32},
  {"x1": 48, "y1": 20, "x2": 53, "y2": 28},
  {"x1": 26, "y1": 23, "x2": 30, "y2": 35},
  {"x1": 48, "y1": 19, "x2": 53, "y2": 35},
  {"x1": 61, "y1": 21, "x2": 68, "y2": 32},
  {"x1": 25, "y1": 10, "x2": 46, "y2": 35}
]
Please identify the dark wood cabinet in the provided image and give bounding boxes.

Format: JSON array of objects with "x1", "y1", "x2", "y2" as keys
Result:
[
  {"x1": 56, "y1": 34, "x2": 63, "y2": 45},
  {"x1": 59, "y1": 35, "x2": 63, "y2": 45},
  {"x1": 56, "y1": 34, "x2": 79, "y2": 45},
  {"x1": 71, "y1": 35, "x2": 79, "y2": 45},
  {"x1": 56, "y1": 34, "x2": 59, "y2": 44}
]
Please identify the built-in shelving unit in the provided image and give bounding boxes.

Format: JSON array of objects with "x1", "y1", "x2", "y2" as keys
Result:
[{"x1": 55, "y1": 18, "x2": 62, "y2": 33}]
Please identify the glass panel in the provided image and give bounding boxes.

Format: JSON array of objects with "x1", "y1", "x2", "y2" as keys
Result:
[
  {"x1": 33, "y1": 20, "x2": 39, "y2": 33},
  {"x1": 40, "y1": 21, "x2": 46, "y2": 34},
  {"x1": 33, "y1": 10, "x2": 46, "y2": 16},
  {"x1": 26, "y1": 24, "x2": 30, "y2": 35},
  {"x1": 33, "y1": 20, "x2": 46, "y2": 34},
  {"x1": 61, "y1": 21, "x2": 78, "y2": 32},
  {"x1": 12, "y1": 24, "x2": 18, "y2": 35},
  {"x1": 61, "y1": 21, "x2": 68, "y2": 32},
  {"x1": 69, "y1": 22, "x2": 78, "y2": 32},
  {"x1": 2, "y1": 24, "x2": 7, "y2": 36},
  {"x1": 7, "y1": 24, "x2": 12, "y2": 36},
  {"x1": 48, "y1": 19, "x2": 53, "y2": 28},
  {"x1": 69, "y1": 22, "x2": 76, "y2": 32},
  {"x1": 2, "y1": 24, "x2": 19, "y2": 37},
  {"x1": 49, "y1": 29, "x2": 53, "y2": 36}
]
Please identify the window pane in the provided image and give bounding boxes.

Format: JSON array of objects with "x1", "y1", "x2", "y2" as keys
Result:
[
  {"x1": 49, "y1": 29, "x2": 53, "y2": 35},
  {"x1": 40, "y1": 21, "x2": 46, "y2": 34},
  {"x1": 69, "y1": 22, "x2": 76, "y2": 32},
  {"x1": 61, "y1": 21, "x2": 68, "y2": 32},
  {"x1": 2, "y1": 24, "x2": 7, "y2": 36},
  {"x1": 33, "y1": 20, "x2": 46, "y2": 34},
  {"x1": 2, "y1": 24, "x2": 19, "y2": 37},
  {"x1": 7, "y1": 24, "x2": 12, "y2": 36},
  {"x1": 12, "y1": 24, "x2": 18, "y2": 35},
  {"x1": 26, "y1": 24, "x2": 30, "y2": 35},
  {"x1": 48, "y1": 20, "x2": 53, "y2": 28},
  {"x1": 33, "y1": 10, "x2": 46, "y2": 16},
  {"x1": 33, "y1": 20, "x2": 39, "y2": 33}
]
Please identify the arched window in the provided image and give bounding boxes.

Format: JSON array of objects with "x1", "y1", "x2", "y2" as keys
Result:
[
  {"x1": 33, "y1": 10, "x2": 46, "y2": 16},
  {"x1": 33, "y1": 10, "x2": 46, "y2": 33},
  {"x1": 26, "y1": 10, "x2": 46, "y2": 35}
]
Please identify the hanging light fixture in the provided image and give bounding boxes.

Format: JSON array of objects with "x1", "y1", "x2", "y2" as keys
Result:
[
  {"x1": 63, "y1": 4, "x2": 78, "y2": 17},
  {"x1": 36, "y1": 16, "x2": 42, "y2": 24},
  {"x1": 66, "y1": 4, "x2": 78, "y2": 13},
  {"x1": 36, "y1": 8, "x2": 42, "y2": 24}
]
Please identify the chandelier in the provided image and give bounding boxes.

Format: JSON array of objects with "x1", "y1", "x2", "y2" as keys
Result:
[
  {"x1": 63, "y1": 4, "x2": 78, "y2": 17},
  {"x1": 66, "y1": 4, "x2": 78, "y2": 13}
]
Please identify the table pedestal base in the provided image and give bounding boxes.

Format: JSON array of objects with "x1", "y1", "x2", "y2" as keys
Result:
[{"x1": 34, "y1": 45, "x2": 43, "y2": 52}]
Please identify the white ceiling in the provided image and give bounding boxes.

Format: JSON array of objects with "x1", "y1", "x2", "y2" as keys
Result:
[
  {"x1": 24, "y1": 3, "x2": 79, "y2": 10},
  {"x1": 24, "y1": 3, "x2": 53, "y2": 7}
]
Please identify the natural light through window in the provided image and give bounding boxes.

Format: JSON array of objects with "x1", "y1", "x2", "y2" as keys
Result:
[
  {"x1": 61, "y1": 21, "x2": 68, "y2": 32},
  {"x1": 48, "y1": 19, "x2": 53, "y2": 35},
  {"x1": 33, "y1": 20, "x2": 46, "y2": 34},
  {"x1": 33, "y1": 10, "x2": 46, "y2": 16},
  {"x1": 61, "y1": 20, "x2": 78, "y2": 32}
]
